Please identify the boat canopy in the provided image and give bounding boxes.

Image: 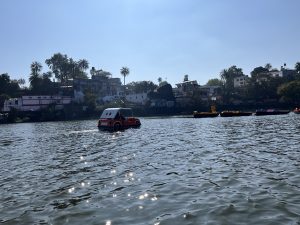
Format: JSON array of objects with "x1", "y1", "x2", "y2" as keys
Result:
[{"x1": 100, "y1": 108, "x2": 133, "y2": 119}]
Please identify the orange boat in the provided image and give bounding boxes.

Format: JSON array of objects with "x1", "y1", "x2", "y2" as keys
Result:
[
  {"x1": 193, "y1": 111, "x2": 219, "y2": 118},
  {"x1": 293, "y1": 108, "x2": 300, "y2": 114},
  {"x1": 193, "y1": 105, "x2": 219, "y2": 118}
]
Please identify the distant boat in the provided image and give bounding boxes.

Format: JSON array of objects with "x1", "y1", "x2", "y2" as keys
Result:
[
  {"x1": 193, "y1": 111, "x2": 219, "y2": 118},
  {"x1": 220, "y1": 111, "x2": 252, "y2": 117},
  {"x1": 193, "y1": 105, "x2": 219, "y2": 118},
  {"x1": 293, "y1": 108, "x2": 300, "y2": 114},
  {"x1": 255, "y1": 109, "x2": 290, "y2": 116}
]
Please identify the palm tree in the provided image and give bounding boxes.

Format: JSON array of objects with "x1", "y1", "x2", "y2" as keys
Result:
[
  {"x1": 30, "y1": 61, "x2": 42, "y2": 77},
  {"x1": 77, "y1": 59, "x2": 89, "y2": 72},
  {"x1": 120, "y1": 67, "x2": 130, "y2": 86},
  {"x1": 29, "y1": 62, "x2": 42, "y2": 87}
]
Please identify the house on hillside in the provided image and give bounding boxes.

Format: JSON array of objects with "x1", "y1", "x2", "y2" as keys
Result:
[
  {"x1": 234, "y1": 75, "x2": 249, "y2": 88},
  {"x1": 125, "y1": 92, "x2": 148, "y2": 105},
  {"x1": 199, "y1": 85, "x2": 222, "y2": 101},
  {"x1": 73, "y1": 72, "x2": 123, "y2": 103},
  {"x1": 256, "y1": 67, "x2": 296, "y2": 84},
  {"x1": 174, "y1": 80, "x2": 200, "y2": 97},
  {"x1": 173, "y1": 80, "x2": 200, "y2": 107}
]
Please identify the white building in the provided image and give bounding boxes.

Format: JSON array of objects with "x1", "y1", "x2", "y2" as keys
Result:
[
  {"x1": 73, "y1": 74, "x2": 123, "y2": 103},
  {"x1": 199, "y1": 85, "x2": 221, "y2": 101},
  {"x1": 175, "y1": 80, "x2": 200, "y2": 97},
  {"x1": 2, "y1": 96, "x2": 72, "y2": 112},
  {"x1": 234, "y1": 75, "x2": 249, "y2": 88},
  {"x1": 102, "y1": 92, "x2": 149, "y2": 105},
  {"x1": 125, "y1": 93, "x2": 148, "y2": 105},
  {"x1": 256, "y1": 69, "x2": 296, "y2": 84}
]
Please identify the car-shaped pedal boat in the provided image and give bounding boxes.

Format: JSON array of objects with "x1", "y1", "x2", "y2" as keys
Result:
[{"x1": 97, "y1": 108, "x2": 141, "y2": 131}]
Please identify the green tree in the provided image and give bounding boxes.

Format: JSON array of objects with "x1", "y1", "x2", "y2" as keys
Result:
[
  {"x1": 120, "y1": 67, "x2": 130, "y2": 86},
  {"x1": 206, "y1": 78, "x2": 223, "y2": 86},
  {"x1": 250, "y1": 66, "x2": 269, "y2": 80},
  {"x1": 76, "y1": 59, "x2": 89, "y2": 79},
  {"x1": 28, "y1": 62, "x2": 58, "y2": 95},
  {"x1": 17, "y1": 79, "x2": 26, "y2": 88},
  {"x1": 278, "y1": 80, "x2": 300, "y2": 105},
  {"x1": 0, "y1": 73, "x2": 10, "y2": 94},
  {"x1": 45, "y1": 53, "x2": 89, "y2": 84},
  {"x1": 45, "y1": 53, "x2": 69, "y2": 84},
  {"x1": 29, "y1": 61, "x2": 43, "y2": 91},
  {"x1": 126, "y1": 81, "x2": 157, "y2": 93},
  {"x1": 77, "y1": 59, "x2": 89, "y2": 72},
  {"x1": 220, "y1": 65, "x2": 244, "y2": 103},
  {"x1": 148, "y1": 82, "x2": 174, "y2": 101},
  {"x1": 220, "y1": 65, "x2": 244, "y2": 87},
  {"x1": 159, "y1": 81, "x2": 169, "y2": 87},
  {"x1": 0, "y1": 73, "x2": 21, "y2": 97}
]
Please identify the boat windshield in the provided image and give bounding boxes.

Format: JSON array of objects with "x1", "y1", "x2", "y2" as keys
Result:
[{"x1": 120, "y1": 108, "x2": 133, "y2": 118}]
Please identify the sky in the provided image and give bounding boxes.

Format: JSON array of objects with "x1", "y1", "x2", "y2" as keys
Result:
[{"x1": 1, "y1": 0, "x2": 300, "y2": 87}]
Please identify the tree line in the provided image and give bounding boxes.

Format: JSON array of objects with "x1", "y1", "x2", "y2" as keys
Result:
[
  {"x1": 205, "y1": 63, "x2": 300, "y2": 107},
  {"x1": 1, "y1": 52, "x2": 300, "y2": 110},
  {"x1": 0, "y1": 53, "x2": 134, "y2": 107}
]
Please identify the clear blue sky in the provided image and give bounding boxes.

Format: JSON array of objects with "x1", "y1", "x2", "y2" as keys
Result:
[{"x1": 1, "y1": 0, "x2": 300, "y2": 86}]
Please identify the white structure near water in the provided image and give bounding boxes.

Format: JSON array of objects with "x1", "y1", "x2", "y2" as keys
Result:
[
  {"x1": 2, "y1": 96, "x2": 72, "y2": 112},
  {"x1": 125, "y1": 93, "x2": 148, "y2": 105},
  {"x1": 234, "y1": 75, "x2": 249, "y2": 88}
]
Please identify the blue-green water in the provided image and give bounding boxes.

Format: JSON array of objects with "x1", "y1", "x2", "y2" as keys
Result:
[{"x1": 1, "y1": 114, "x2": 300, "y2": 225}]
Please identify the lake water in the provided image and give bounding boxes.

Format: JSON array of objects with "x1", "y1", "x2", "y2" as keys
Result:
[{"x1": 1, "y1": 114, "x2": 300, "y2": 225}]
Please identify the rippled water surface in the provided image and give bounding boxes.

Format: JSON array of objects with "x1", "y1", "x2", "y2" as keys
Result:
[{"x1": 1, "y1": 114, "x2": 300, "y2": 225}]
